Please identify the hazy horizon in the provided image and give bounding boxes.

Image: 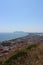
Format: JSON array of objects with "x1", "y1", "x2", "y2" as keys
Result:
[
  {"x1": 0, "y1": 0, "x2": 43, "y2": 32},
  {"x1": 0, "y1": 31, "x2": 43, "y2": 33}
]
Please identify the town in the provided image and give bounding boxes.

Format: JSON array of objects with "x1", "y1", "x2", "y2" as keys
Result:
[{"x1": 0, "y1": 34, "x2": 43, "y2": 57}]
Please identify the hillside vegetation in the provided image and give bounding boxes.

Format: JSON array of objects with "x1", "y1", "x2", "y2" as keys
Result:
[{"x1": 1, "y1": 43, "x2": 43, "y2": 65}]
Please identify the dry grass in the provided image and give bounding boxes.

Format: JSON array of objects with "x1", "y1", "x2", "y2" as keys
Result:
[{"x1": 0, "y1": 43, "x2": 43, "y2": 65}]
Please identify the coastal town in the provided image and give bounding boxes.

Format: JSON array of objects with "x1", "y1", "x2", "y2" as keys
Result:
[{"x1": 0, "y1": 34, "x2": 43, "y2": 57}]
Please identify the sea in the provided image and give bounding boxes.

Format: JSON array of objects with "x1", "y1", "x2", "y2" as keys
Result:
[{"x1": 0, "y1": 32, "x2": 28, "y2": 42}]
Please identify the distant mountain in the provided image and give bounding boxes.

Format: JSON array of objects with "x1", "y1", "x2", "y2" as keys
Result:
[
  {"x1": 12, "y1": 31, "x2": 28, "y2": 39},
  {"x1": 13, "y1": 31, "x2": 28, "y2": 35},
  {"x1": 0, "y1": 31, "x2": 28, "y2": 41}
]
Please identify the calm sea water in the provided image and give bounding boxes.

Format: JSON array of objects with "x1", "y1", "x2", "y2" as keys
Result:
[{"x1": 0, "y1": 33, "x2": 28, "y2": 41}]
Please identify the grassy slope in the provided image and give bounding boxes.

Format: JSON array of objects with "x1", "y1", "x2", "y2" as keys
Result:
[{"x1": 1, "y1": 43, "x2": 43, "y2": 65}]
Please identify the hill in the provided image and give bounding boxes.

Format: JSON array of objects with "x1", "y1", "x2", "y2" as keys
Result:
[
  {"x1": 0, "y1": 43, "x2": 43, "y2": 65},
  {"x1": 0, "y1": 34, "x2": 43, "y2": 65}
]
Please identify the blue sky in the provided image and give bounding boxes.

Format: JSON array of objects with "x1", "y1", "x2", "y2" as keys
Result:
[{"x1": 0, "y1": 0, "x2": 43, "y2": 32}]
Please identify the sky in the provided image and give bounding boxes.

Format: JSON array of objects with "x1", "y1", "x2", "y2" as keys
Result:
[{"x1": 0, "y1": 0, "x2": 43, "y2": 33}]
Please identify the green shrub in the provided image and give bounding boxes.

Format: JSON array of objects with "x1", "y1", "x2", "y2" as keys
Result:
[
  {"x1": 27, "y1": 44, "x2": 37, "y2": 50},
  {"x1": 3, "y1": 51, "x2": 27, "y2": 65}
]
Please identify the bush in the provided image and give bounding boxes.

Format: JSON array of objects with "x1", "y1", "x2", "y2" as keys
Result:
[
  {"x1": 27, "y1": 44, "x2": 37, "y2": 50},
  {"x1": 3, "y1": 51, "x2": 27, "y2": 65}
]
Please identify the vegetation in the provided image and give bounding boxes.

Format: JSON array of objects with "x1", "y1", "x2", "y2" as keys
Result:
[
  {"x1": 2, "y1": 51, "x2": 27, "y2": 65},
  {"x1": 27, "y1": 44, "x2": 37, "y2": 50},
  {"x1": 1, "y1": 43, "x2": 43, "y2": 65}
]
